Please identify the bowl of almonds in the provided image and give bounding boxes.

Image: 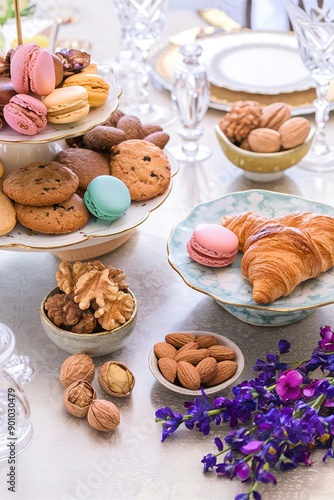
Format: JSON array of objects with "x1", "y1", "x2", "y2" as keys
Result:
[
  {"x1": 215, "y1": 100, "x2": 315, "y2": 182},
  {"x1": 148, "y1": 331, "x2": 244, "y2": 396}
]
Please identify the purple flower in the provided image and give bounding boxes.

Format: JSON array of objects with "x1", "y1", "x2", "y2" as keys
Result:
[
  {"x1": 278, "y1": 339, "x2": 291, "y2": 354},
  {"x1": 276, "y1": 370, "x2": 303, "y2": 401},
  {"x1": 319, "y1": 325, "x2": 334, "y2": 351},
  {"x1": 201, "y1": 453, "x2": 217, "y2": 471},
  {"x1": 241, "y1": 440, "x2": 264, "y2": 454},
  {"x1": 235, "y1": 460, "x2": 251, "y2": 481}
]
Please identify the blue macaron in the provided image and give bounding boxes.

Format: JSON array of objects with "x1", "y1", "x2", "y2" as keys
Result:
[{"x1": 84, "y1": 175, "x2": 131, "y2": 221}]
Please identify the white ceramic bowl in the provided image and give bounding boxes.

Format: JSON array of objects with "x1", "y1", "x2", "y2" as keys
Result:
[
  {"x1": 40, "y1": 287, "x2": 137, "y2": 356},
  {"x1": 148, "y1": 331, "x2": 244, "y2": 396},
  {"x1": 215, "y1": 124, "x2": 315, "y2": 182}
]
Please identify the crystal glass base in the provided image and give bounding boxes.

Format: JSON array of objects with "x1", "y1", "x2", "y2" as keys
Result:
[
  {"x1": 123, "y1": 103, "x2": 176, "y2": 127},
  {"x1": 297, "y1": 147, "x2": 334, "y2": 172},
  {"x1": 168, "y1": 144, "x2": 212, "y2": 163}
]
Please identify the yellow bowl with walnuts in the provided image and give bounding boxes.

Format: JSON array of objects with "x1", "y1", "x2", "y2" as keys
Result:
[{"x1": 215, "y1": 101, "x2": 315, "y2": 181}]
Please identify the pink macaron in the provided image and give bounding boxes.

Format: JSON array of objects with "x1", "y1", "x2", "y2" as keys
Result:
[
  {"x1": 4, "y1": 94, "x2": 47, "y2": 135},
  {"x1": 187, "y1": 223, "x2": 239, "y2": 267},
  {"x1": 10, "y1": 43, "x2": 56, "y2": 96}
]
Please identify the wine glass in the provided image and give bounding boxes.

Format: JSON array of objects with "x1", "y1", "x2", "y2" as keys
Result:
[
  {"x1": 284, "y1": 0, "x2": 334, "y2": 172},
  {"x1": 168, "y1": 43, "x2": 211, "y2": 163},
  {"x1": 113, "y1": 0, "x2": 174, "y2": 126}
]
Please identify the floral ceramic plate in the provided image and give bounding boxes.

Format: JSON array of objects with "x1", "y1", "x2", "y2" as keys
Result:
[
  {"x1": 167, "y1": 190, "x2": 334, "y2": 326},
  {"x1": 0, "y1": 151, "x2": 178, "y2": 251}
]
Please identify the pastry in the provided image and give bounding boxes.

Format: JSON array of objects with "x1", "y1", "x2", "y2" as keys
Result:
[
  {"x1": 221, "y1": 211, "x2": 334, "y2": 304},
  {"x1": 187, "y1": 223, "x2": 239, "y2": 267},
  {"x1": 10, "y1": 42, "x2": 56, "y2": 96},
  {"x1": 3, "y1": 161, "x2": 79, "y2": 206},
  {"x1": 15, "y1": 194, "x2": 89, "y2": 234},
  {"x1": 4, "y1": 94, "x2": 47, "y2": 136},
  {"x1": 42, "y1": 86, "x2": 90, "y2": 124},
  {"x1": 110, "y1": 139, "x2": 171, "y2": 201},
  {"x1": 0, "y1": 191, "x2": 16, "y2": 235},
  {"x1": 84, "y1": 176, "x2": 131, "y2": 221},
  {"x1": 0, "y1": 77, "x2": 16, "y2": 117},
  {"x1": 55, "y1": 148, "x2": 110, "y2": 191},
  {"x1": 62, "y1": 73, "x2": 110, "y2": 106}
]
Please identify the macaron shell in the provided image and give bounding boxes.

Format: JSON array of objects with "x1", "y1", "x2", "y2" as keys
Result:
[
  {"x1": 0, "y1": 77, "x2": 17, "y2": 116},
  {"x1": 10, "y1": 42, "x2": 36, "y2": 93},
  {"x1": 186, "y1": 239, "x2": 238, "y2": 267},
  {"x1": 43, "y1": 86, "x2": 89, "y2": 124},
  {"x1": 29, "y1": 48, "x2": 56, "y2": 96},
  {"x1": 84, "y1": 175, "x2": 131, "y2": 221},
  {"x1": 4, "y1": 94, "x2": 47, "y2": 135},
  {"x1": 63, "y1": 73, "x2": 110, "y2": 107}
]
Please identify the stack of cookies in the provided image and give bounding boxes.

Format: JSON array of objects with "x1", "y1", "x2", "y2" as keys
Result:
[{"x1": 2, "y1": 162, "x2": 90, "y2": 234}]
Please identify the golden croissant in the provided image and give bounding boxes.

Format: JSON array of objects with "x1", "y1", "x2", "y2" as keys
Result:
[{"x1": 221, "y1": 211, "x2": 334, "y2": 304}]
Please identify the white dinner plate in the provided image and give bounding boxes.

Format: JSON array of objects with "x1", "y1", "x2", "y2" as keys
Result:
[
  {"x1": 0, "y1": 151, "x2": 178, "y2": 251},
  {"x1": 200, "y1": 30, "x2": 313, "y2": 94}
]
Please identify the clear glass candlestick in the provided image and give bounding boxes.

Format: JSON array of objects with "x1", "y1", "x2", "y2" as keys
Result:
[
  {"x1": 284, "y1": 0, "x2": 334, "y2": 172},
  {"x1": 169, "y1": 43, "x2": 211, "y2": 163}
]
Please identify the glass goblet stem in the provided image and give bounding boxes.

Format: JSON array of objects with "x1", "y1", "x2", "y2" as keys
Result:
[
  {"x1": 134, "y1": 48, "x2": 153, "y2": 115},
  {"x1": 313, "y1": 80, "x2": 331, "y2": 157}
]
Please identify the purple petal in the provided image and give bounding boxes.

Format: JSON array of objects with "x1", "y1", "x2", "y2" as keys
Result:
[
  {"x1": 286, "y1": 370, "x2": 303, "y2": 387},
  {"x1": 241, "y1": 440, "x2": 264, "y2": 454}
]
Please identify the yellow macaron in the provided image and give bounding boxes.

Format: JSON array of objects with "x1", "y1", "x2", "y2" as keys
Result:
[
  {"x1": 43, "y1": 86, "x2": 90, "y2": 124},
  {"x1": 62, "y1": 73, "x2": 110, "y2": 107}
]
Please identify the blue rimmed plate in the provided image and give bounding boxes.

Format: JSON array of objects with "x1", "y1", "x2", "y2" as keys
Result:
[{"x1": 167, "y1": 189, "x2": 334, "y2": 326}]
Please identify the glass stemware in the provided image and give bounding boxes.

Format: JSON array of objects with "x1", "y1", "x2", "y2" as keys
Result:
[
  {"x1": 113, "y1": 0, "x2": 174, "y2": 126},
  {"x1": 168, "y1": 43, "x2": 211, "y2": 163},
  {"x1": 284, "y1": 0, "x2": 334, "y2": 172}
]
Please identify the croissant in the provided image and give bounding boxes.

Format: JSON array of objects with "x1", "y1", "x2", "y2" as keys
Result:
[
  {"x1": 278, "y1": 211, "x2": 334, "y2": 272},
  {"x1": 241, "y1": 223, "x2": 323, "y2": 304},
  {"x1": 221, "y1": 211, "x2": 334, "y2": 304}
]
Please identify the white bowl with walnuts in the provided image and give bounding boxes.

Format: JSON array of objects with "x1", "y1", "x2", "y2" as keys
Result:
[
  {"x1": 40, "y1": 260, "x2": 137, "y2": 356},
  {"x1": 215, "y1": 101, "x2": 315, "y2": 181},
  {"x1": 148, "y1": 331, "x2": 245, "y2": 396}
]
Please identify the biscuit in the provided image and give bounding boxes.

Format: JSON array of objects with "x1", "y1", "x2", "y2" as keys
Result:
[
  {"x1": 15, "y1": 194, "x2": 90, "y2": 234},
  {"x1": 3, "y1": 161, "x2": 79, "y2": 206},
  {"x1": 110, "y1": 139, "x2": 171, "y2": 201},
  {"x1": 55, "y1": 148, "x2": 110, "y2": 191},
  {"x1": 0, "y1": 191, "x2": 16, "y2": 235}
]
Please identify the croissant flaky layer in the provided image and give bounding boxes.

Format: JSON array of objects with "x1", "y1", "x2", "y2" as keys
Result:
[{"x1": 221, "y1": 211, "x2": 334, "y2": 304}]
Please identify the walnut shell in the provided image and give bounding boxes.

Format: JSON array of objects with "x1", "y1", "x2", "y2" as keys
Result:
[
  {"x1": 63, "y1": 380, "x2": 96, "y2": 418},
  {"x1": 98, "y1": 361, "x2": 135, "y2": 397},
  {"x1": 59, "y1": 353, "x2": 95, "y2": 388},
  {"x1": 248, "y1": 128, "x2": 281, "y2": 153},
  {"x1": 87, "y1": 399, "x2": 120, "y2": 432}
]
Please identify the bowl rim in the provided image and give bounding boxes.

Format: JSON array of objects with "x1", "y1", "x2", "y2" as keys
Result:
[
  {"x1": 214, "y1": 123, "x2": 315, "y2": 158},
  {"x1": 148, "y1": 330, "x2": 245, "y2": 396},
  {"x1": 40, "y1": 286, "x2": 137, "y2": 338}
]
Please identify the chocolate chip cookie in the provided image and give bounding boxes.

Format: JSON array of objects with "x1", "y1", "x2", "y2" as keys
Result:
[{"x1": 110, "y1": 139, "x2": 171, "y2": 201}]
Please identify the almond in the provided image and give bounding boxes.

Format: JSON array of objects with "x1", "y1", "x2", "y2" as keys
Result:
[
  {"x1": 153, "y1": 342, "x2": 177, "y2": 360},
  {"x1": 260, "y1": 102, "x2": 291, "y2": 130},
  {"x1": 158, "y1": 358, "x2": 178, "y2": 383},
  {"x1": 141, "y1": 124, "x2": 163, "y2": 136},
  {"x1": 177, "y1": 341, "x2": 198, "y2": 353},
  {"x1": 204, "y1": 360, "x2": 238, "y2": 387},
  {"x1": 196, "y1": 357, "x2": 218, "y2": 384},
  {"x1": 248, "y1": 128, "x2": 281, "y2": 153},
  {"x1": 278, "y1": 116, "x2": 311, "y2": 149},
  {"x1": 165, "y1": 333, "x2": 196, "y2": 348},
  {"x1": 177, "y1": 361, "x2": 201, "y2": 390},
  {"x1": 175, "y1": 348, "x2": 209, "y2": 365},
  {"x1": 195, "y1": 335, "x2": 219, "y2": 349},
  {"x1": 208, "y1": 345, "x2": 236, "y2": 361}
]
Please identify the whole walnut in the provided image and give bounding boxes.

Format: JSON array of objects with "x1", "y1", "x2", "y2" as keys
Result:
[{"x1": 219, "y1": 100, "x2": 262, "y2": 144}]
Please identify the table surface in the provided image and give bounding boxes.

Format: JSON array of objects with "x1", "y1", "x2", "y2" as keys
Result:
[{"x1": 1, "y1": 2, "x2": 334, "y2": 500}]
